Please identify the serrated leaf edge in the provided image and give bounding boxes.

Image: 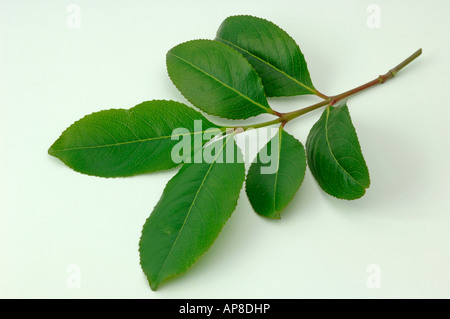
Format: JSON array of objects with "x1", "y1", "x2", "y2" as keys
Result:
[
  {"x1": 139, "y1": 135, "x2": 245, "y2": 290},
  {"x1": 245, "y1": 128, "x2": 307, "y2": 219},
  {"x1": 166, "y1": 39, "x2": 274, "y2": 120},
  {"x1": 216, "y1": 14, "x2": 317, "y2": 97}
]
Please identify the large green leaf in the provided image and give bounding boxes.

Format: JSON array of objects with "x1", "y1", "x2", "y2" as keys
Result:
[
  {"x1": 139, "y1": 135, "x2": 245, "y2": 290},
  {"x1": 246, "y1": 128, "x2": 306, "y2": 218},
  {"x1": 216, "y1": 15, "x2": 318, "y2": 97},
  {"x1": 166, "y1": 39, "x2": 274, "y2": 119},
  {"x1": 48, "y1": 100, "x2": 222, "y2": 177},
  {"x1": 306, "y1": 104, "x2": 370, "y2": 200}
]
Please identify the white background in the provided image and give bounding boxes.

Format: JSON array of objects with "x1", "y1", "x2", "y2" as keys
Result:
[{"x1": 1, "y1": 0, "x2": 449, "y2": 299}]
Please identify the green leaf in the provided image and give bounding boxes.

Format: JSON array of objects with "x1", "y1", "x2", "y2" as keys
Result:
[
  {"x1": 166, "y1": 39, "x2": 274, "y2": 119},
  {"x1": 48, "y1": 100, "x2": 222, "y2": 177},
  {"x1": 245, "y1": 128, "x2": 307, "y2": 219},
  {"x1": 216, "y1": 15, "x2": 317, "y2": 97},
  {"x1": 139, "y1": 135, "x2": 245, "y2": 290},
  {"x1": 306, "y1": 104, "x2": 370, "y2": 200}
]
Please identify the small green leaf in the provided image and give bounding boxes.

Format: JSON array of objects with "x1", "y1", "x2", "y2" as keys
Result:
[
  {"x1": 48, "y1": 100, "x2": 221, "y2": 177},
  {"x1": 139, "y1": 135, "x2": 245, "y2": 290},
  {"x1": 246, "y1": 128, "x2": 307, "y2": 218},
  {"x1": 166, "y1": 39, "x2": 274, "y2": 119},
  {"x1": 216, "y1": 15, "x2": 317, "y2": 97},
  {"x1": 306, "y1": 104, "x2": 370, "y2": 200}
]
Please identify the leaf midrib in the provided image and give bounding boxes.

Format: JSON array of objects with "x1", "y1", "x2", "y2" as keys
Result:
[
  {"x1": 49, "y1": 130, "x2": 218, "y2": 153},
  {"x1": 168, "y1": 52, "x2": 272, "y2": 114},
  {"x1": 272, "y1": 128, "x2": 282, "y2": 214},
  {"x1": 216, "y1": 37, "x2": 316, "y2": 95}
]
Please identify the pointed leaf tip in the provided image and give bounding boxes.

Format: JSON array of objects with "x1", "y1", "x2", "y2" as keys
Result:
[
  {"x1": 139, "y1": 136, "x2": 245, "y2": 289},
  {"x1": 48, "y1": 100, "x2": 221, "y2": 177}
]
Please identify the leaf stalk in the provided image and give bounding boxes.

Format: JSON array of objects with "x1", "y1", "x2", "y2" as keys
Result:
[{"x1": 229, "y1": 48, "x2": 422, "y2": 133}]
